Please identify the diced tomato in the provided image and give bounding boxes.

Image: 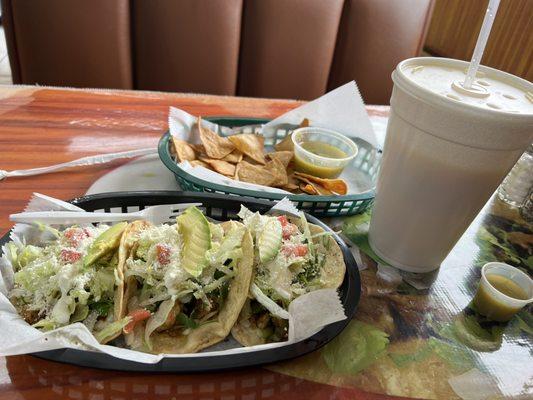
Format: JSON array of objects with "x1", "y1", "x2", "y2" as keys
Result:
[
  {"x1": 60, "y1": 249, "x2": 81, "y2": 263},
  {"x1": 282, "y1": 223, "x2": 299, "y2": 239},
  {"x1": 124, "y1": 309, "x2": 151, "y2": 334},
  {"x1": 277, "y1": 216, "x2": 299, "y2": 239},
  {"x1": 281, "y1": 244, "x2": 308, "y2": 257},
  {"x1": 277, "y1": 215, "x2": 289, "y2": 227},
  {"x1": 156, "y1": 244, "x2": 171, "y2": 265},
  {"x1": 64, "y1": 228, "x2": 88, "y2": 248},
  {"x1": 83, "y1": 228, "x2": 93, "y2": 237}
]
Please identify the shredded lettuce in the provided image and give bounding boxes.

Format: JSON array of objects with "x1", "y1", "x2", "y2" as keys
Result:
[
  {"x1": 32, "y1": 318, "x2": 57, "y2": 331},
  {"x1": 71, "y1": 304, "x2": 89, "y2": 323},
  {"x1": 91, "y1": 268, "x2": 116, "y2": 302},
  {"x1": 204, "y1": 274, "x2": 233, "y2": 294},
  {"x1": 5, "y1": 242, "x2": 19, "y2": 266},
  {"x1": 237, "y1": 206, "x2": 268, "y2": 240},
  {"x1": 34, "y1": 222, "x2": 60, "y2": 239},
  {"x1": 16, "y1": 245, "x2": 42, "y2": 269},
  {"x1": 250, "y1": 283, "x2": 289, "y2": 320},
  {"x1": 210, "y1": 223, "x2": 225, "y2": 243},
  {"x1": 93, "y1": 316, "x2": 132, "y2": 343},
  {"x1": 9, "y1": 224, "x2": 117, "y2": 330},
  {"x1": 145, "y1": 296, "x2": 177, "y2": 348},
  {"x1": 207, "y1": 225, "x2": 245, "y2": 266},
  {"x1": 299, "y1": 211, "x2": 315, "y2": 259},
  {"x1": 50, "y1": 295, "x2": 76, "y2": 324},
  {"x1": 83, "y1": 310, "x2": 99, "y2": 332}
]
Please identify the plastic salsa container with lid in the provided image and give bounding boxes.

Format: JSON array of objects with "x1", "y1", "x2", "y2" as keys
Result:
[{"x1": 292, "y1": 127, "x2": 358, "y2": 178}]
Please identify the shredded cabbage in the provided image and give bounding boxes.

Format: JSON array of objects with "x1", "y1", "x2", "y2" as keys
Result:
[
  {"x1": 93, "y1": 316, "x2": 132, "y2": 343},
  {"x1": 299, "y1": 211, "x2": 315, "y2": 259},
  {"x1": 207, "y1": 225, "x2": 245, "y2": 266},
  {"x1": 50, "y1": 295, "x2": 76, "y2": 324},
  {"x1": 144, "y1": 296, "x2": 177, "y2": 349},
  {"x1": 83, "y1": 310, "x2": 99, "y2": 332},
  {"x1": 204, "y1": 274, "x2": 233, "y2": 294},
  {"x1": 17, "y1": 245, "x2": 42, "y2": 269},
  {"x1": 8, "y1": 224, "x2": 117, "y2": 329},
  {"x1": 250, "y1": 283, "x2": 289, "y2": 320},
  {"x1": 32, "y1": 319, "x2": 57, "y2": 331},
  {"x1": 237, "y1": 206, "x2": 269, "y2": 240}
]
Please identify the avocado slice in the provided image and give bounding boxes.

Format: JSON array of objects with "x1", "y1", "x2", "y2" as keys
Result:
[
  {"x1": 258, "y1": 219, "x2": 282, "y2": 263},
  {"x1": 83, "y1": 222, "x2": 128, "y2": 268},
  {"x1": 177, "y1": 207, "x2": 211, "y2": 277}
]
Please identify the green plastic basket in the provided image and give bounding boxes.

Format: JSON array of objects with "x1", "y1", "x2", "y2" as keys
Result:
[{"x1": 158, "y1": 117, "x2": 381, "y2": 217}]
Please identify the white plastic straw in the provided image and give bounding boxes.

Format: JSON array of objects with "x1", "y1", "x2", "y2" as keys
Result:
[{"x1": 463, "y1": 0, "x2": 501, "y2": 89}]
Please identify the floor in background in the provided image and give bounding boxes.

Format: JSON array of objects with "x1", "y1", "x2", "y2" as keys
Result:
[{"x1": 0, "y1": 26, "x2": 12, "y2": 85}]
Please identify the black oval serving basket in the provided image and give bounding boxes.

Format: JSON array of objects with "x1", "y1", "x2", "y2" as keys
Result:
[{"x1": 0, "y1": 191, "x2": 360, "y2": 372}]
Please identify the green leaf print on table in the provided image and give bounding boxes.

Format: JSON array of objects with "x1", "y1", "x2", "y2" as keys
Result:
[
  {"x1": 322, "y1": 320, "x2": 389, "y2": 375},
  {"x1": 475, "y1": 215, "x2": 532, "y2": 272},
  {"x1": 389, "y1": 337, "x2": 475, "y2": 373},
  {"x1": 342, "y1": 211, "x2": 387, "y2": 265}
]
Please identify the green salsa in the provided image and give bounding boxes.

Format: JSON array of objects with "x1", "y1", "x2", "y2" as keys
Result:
[
  {"x1": 473, "y1": 274, "x2": 529, "y2": 321},
  {"x1": 300, "y1": 141, "x2": 347, "y2": 159},
  {"x1": 294, "y1": 141, "x2": 348, "y2": 178}
]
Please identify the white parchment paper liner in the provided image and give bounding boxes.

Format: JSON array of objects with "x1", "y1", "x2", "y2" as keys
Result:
[
  {"x1": 0, "y1": 194, "x2": 346, "y2": 363},
  {"x1": 262, "y1": 81, "x2": 377, "y2": 148},
  {"x1": 168, "y1": 81, "x2": 378, "y2": 195}
]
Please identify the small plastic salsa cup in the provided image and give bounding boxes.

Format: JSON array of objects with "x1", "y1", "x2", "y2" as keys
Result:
[
  {"x1": 291, "y1": 127, "x2": 358, "y2": 178},
  {"x1": 473, "y1": 262, "x2": 533, "y2": 322}
]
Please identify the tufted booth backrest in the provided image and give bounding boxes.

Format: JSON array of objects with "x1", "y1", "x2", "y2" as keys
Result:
[{"x1": 2, "y1": 0, "x2": 434, "y2": 104}]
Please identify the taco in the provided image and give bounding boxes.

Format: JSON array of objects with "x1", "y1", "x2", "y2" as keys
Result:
[
  {"x1": 6, "y1": 222, "x2": 130, "y2": 344},
  {"x1": 120, "y1": 206, "x2": 253, "y2": 354},
  {"x1": 232, "y1": 206, "x2": 346, "y2": 345}
]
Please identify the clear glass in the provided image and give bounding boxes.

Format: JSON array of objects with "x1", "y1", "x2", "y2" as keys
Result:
[{"x1": 497, "y1": 144, "x2": 533, "y2": 207}]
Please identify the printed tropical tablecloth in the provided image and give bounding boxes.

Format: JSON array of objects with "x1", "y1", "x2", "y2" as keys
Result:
[{"x1": 268, "y1": 197, "x2": 532, "y2": 399}]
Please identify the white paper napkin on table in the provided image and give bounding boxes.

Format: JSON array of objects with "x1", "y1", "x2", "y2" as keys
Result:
[{"x1": 0, "y1": 194, "x2": 346, "y2": 364}]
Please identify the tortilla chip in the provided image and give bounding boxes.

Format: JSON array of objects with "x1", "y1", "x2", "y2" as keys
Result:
[
  {"x1": 228, "y1": 134, "x2": 266, "y2": 164},
  {"x1": 300, "y1": 183, "x2": 318, "y2": 195},
  {"x1": 171, "y1": 137, "x2": 196, "y2": 162},
  {"x1": 295, "y1": 175, "x2": 333, "y2": 195},
  {"x1": 198, "y1": 116, "x2": 235, "y2": 159},
  {"x1": 191, "y1": 144, "x2": 206, "y2": 155},
  {"x1": 282, "y1": 182, "x2": 300, "y2": 191},
  {"x1": 221, "y1": 150, "x2": 243, "y2": 164},
  {"x1": 236, "y1": 161, "x2": 275, "y2": 186},
  {"x1": 265, "y1": 158, "x2": 288, "y2": 187},
  {"x1": 189, "y1": 159, "x2": 210, "y2": 169},
  {"x1": 200, "y1": 158, "x2": 236, "y2": 176},
  {"x1": 267, "y1": 151, "x2": 293, "y2": 168},
  {"x1": 294, "y1": 172, "x2": 348, "y2": 195},
  {"x1": 274, "y1": 133, "x2": 294, "y2": 152}
]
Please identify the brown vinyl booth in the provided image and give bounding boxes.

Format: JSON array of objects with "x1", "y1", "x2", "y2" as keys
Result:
[{"x1": 2, "y1": 0, "x2": 434, "y2": 104}]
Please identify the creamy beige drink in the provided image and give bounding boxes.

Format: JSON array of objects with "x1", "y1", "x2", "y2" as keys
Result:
[{"x1": 369, "y1": 57, "x2": 533, "y2": 272}]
